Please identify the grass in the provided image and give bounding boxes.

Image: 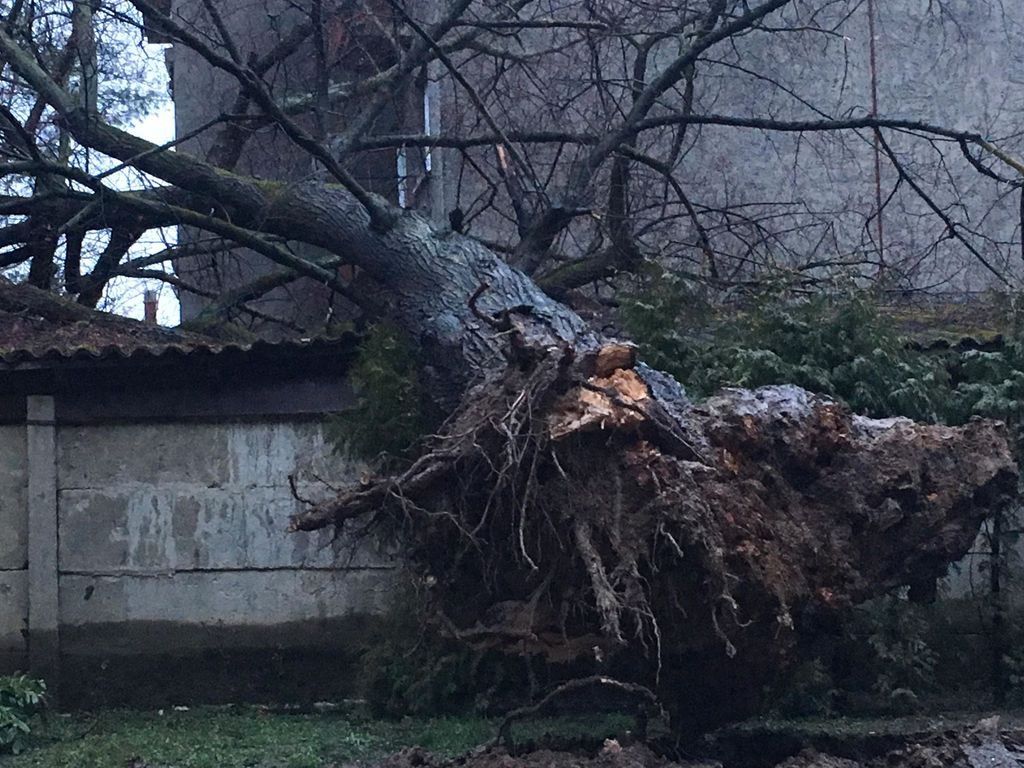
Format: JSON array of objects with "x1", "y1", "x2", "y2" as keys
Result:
[
  {"x1": 7, "y1": 704, "x2": 1024, "y2": 768},
  {"x1": 0, "y1": 707, "x2": 633, "y2": 768}
]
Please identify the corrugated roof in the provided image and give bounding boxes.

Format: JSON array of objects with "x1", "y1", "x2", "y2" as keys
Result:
[{"x1": 0, "y1": 277, "x2": 356, "y2": 368}]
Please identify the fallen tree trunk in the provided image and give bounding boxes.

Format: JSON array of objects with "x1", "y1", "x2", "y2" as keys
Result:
[
  {"x1": 292, "y1": 318, "x2": 1018, "y2": 732},
  {"x1": 0, "y1": 0, "x2": 1014, "y2": 733},
  {"x1": 2, "y1": 50, "x2": 1008, "y2": 723},
  {"x1": 1, "y1": 97, "x2": 1012, "y2": 727}
]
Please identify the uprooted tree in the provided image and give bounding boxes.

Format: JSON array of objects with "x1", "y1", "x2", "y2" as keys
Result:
[{"x1": 0, "y1": 0, "x2": 1021, "y2": 732}]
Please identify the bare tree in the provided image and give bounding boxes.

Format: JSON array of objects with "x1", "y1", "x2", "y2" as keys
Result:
[{"x1": 0, "y1": 0, "x2": 1019, "y2": 730}]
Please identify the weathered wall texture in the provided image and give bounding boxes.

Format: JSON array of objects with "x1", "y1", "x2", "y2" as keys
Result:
[
  {"x1": 0, "y1": 411, "x2": 399, "y2": 689},
  {"x1": 668, "y1": 0, "x2": 1024, "y2": 291},
  {"x1": 55, "y1": 421, "x2": 395, "y2": 655},
  {"x1": 942, "y1": 529, "x2": 1016, "y2": 603},
  {"x1": 0, "y1": 425, "x2": 27, "y2": 670},
  {"x1": 433, "y1": 0, "x2": 1024, "y2": 292}
]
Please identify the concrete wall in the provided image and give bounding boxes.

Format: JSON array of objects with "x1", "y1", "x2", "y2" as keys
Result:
[
  {"x1": 0, "y1": 425, "x2": 27, "y2": 671},
  {"x1": 428, "y1": 0, "x2": 1024, "y2": 292},
  {"x1": 667, "y1": 0, "x2": 1024, "y2": 291},
  {"x1": 942, "y1": 517, "x2": 1024, "y2": 604},
  {"x1": 55, "y1": 420, "x2": 394, "y2": 648},
  {"x1": 167, "y1": 0, "x2": 429, "y2": 333},
  {"x1": 0, "y1": 394, "x2": 400, "y2": 703}
]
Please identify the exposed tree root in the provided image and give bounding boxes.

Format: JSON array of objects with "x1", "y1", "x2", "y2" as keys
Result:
[
  {"x1": 494, "y1": 675, "x2": 663, "y2": 746},
  {"x1": 291, "y1": 331, "x2": 1017, "y2": 731}
]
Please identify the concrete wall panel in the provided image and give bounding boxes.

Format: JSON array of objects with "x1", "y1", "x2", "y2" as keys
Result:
[
  {"x1": 53, "y1": 416, "x2": 396, "y2": 668},
  {"x1": 0, "y1": 569, "x2": 27, "y2": 668},
  {"x1": 58, "y1": 423, "x2": 232, "y2": 489},
  {"x1": 58, "y1": 485, "x2": 381, "y2": 571},
  {"x1": 941, "y1": 530, "x2": 1018, "y2": 603},
  {"x1": 60, "y1": 568, "x2": 398, "y2": 654},
  {"x1": 57, "y1": 421, "x2": 380, "y2": 573},
  {"x1": 0, "y1": 425, "x2": 26, "y2": 570},
  {"x1": 58, "y1": 422, "x2": 357, "y2": 490}
]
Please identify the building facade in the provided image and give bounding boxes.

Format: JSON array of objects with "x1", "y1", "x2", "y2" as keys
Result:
[{"x1": 163, "y1": 0, "x2": 1024, "y2": 323}]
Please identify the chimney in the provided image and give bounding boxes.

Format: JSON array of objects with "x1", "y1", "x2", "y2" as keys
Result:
[{"x1": 144, "y1": 290, "x2": 159, "y2": 324}]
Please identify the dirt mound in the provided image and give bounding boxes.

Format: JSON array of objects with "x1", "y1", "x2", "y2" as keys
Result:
[
  {"x1": 373, "y1": 742, "x2": 719, "y2": 768},
  {"x1": 366, "y1": 727, "x2": 1024, "y2": 768},
  {"x1": 784, "y1": 729, "x2": 1024, "y2": 767},
  {"x1": 775, "y1": 752, "x2": 860, "y2": 768},
  {"x1": 873, "y1": 726, "x2": 1024, "y2": 768}
]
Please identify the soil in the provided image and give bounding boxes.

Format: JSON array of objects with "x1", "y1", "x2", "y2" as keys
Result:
[{"x1": 359, "y1": 724, "x2": 1024, "y2": 768}]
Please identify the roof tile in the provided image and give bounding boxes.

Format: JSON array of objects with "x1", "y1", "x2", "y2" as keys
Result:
[{"x1": 0, "y1": 278, "x2": 354, "y2": 367}]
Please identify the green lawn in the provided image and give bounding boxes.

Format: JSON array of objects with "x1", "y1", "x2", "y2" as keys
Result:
[{"x1": 0, "y1": 708, "x2": 632, "y2": 768}]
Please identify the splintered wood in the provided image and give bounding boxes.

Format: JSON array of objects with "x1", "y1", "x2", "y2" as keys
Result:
[{"x1": 549, "y1": 366, "x2": 650, "y2": 439}]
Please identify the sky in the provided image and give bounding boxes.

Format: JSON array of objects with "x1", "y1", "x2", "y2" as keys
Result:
[{"x1": 106, "y1": 93, "x2": 181, "y2": 326}]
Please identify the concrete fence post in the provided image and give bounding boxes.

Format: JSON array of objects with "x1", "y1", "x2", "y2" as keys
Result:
[{"x1": 26, "y1": 395, "x2": 58, "y2": 689}]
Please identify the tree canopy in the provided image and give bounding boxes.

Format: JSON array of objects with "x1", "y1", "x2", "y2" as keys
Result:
[{"x1": 0, "y1": 0, "x2": 1022, "y2": 323}]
